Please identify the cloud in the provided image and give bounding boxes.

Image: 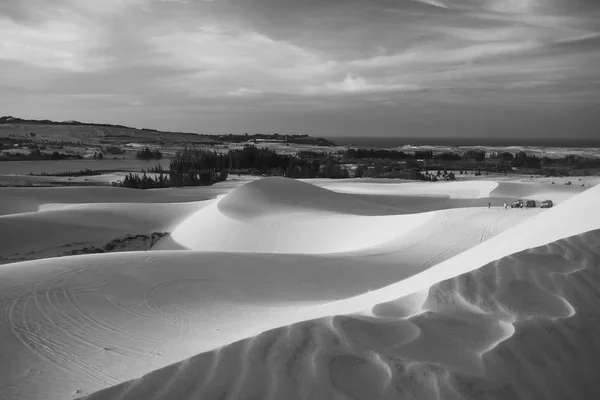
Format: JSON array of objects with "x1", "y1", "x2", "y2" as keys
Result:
[
  {"x1": 226, "y1": 88, "x2": 264, "y2": 97},
  {"x1": 307, "y1": 74, "x2": 422, "y2": 95},
  {"x1": 411, "y1": 0, "x2": 448, "y2": 9},
  {"x1": 140, "y1": 28, "x2": 335, "y2": 96},
  {"x1": 555, "y1": 32, "x2": 600, "y2": 44},
  {"x1": 0, "y1": 0, "x2": 599, "y2": 137},
  {"x1": 0, "y1": 16, "x2": 110, "y2": 71}
]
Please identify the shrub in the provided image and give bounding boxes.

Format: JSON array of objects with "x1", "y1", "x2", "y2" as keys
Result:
[{"x1": 136, "y1": 147, "x2": 163, "y2": 159}]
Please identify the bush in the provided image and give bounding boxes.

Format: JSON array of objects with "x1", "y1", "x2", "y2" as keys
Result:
[
  {"x1": 144, "y1": 164, "x2": 165, "y2": 173},
  {"x1": 104, "y1": 146, "x2": 125, "y2": 154},
  {"x1": 344, "y1": 149, "x2": 408, "y2": 160},
  {"x1": 37, "y1": 169, "x2": 101, "y2": 177},
  {"x1": 137, "y1": 147, "x2": 163, "y2": 159},
  {"x1": 354, "y1": 165, "x2": 365, "y2": 178}
]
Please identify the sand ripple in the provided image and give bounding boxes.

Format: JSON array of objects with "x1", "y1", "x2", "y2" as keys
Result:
[{"x1": 82, "y1": 229, "x2": 600, "y2": 400}]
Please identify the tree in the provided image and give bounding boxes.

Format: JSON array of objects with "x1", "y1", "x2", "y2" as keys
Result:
[
  {"x1": 270, "y1": 167, "x2": 285, "y2": 176},
  {"x1": 405, "y1": 160, "x2": 420, "y2": 169},
  {"x1": 464, "y1": 150, "x2": 486, "y2": 162},
  {"x1": 414, "y1": 150, "x2": 433, "y2": 159},
  {"x1": 354, "y1": 165, "x2": 365, "y2": 178},
  {"x1": 137, "y1": 147, "x2": 163, "y2": 160}
]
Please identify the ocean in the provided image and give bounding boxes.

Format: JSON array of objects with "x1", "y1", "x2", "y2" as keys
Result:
[{"x1": 328, "y1": 136, "x2": 600, "y2": 149}]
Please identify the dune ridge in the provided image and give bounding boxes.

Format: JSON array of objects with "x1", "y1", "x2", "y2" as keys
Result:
[
  {"x1": 217, "y1": 177, "x2": 408, "y2": 218},
  {"x1": 79, "y1": 182, "x2": 600, "y2": 400},
  {"x1": 162, "y1": 178, "x2": 439, "y2": 254},
  {"x1": 0, "y1": 201, "x2": 206, "y2": 264},
  {"x1": 81, "y1": 228, "x2": 600, "y2": 400},
  {"x1": 0, "y1": 178, "x2": 597, "y2": 400},
  {"x1": 161, "y1": 178, "x2": 549, "y2": 255},
  {"x1": 307, "y1": 180, "x2": 585, "y2": 214}
]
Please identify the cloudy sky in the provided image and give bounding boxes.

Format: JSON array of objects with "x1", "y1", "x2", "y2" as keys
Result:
[{"x1": 1, "y1": 0, "x2": 599, "y2": 138}]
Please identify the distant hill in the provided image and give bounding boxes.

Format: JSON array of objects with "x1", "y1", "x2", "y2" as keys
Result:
[
  {"x1": 0, "y1": 116, "x2": 131, "y2": 129},
  {"x1": 0, "y1": 116, "x2": 336, "y2": 146}
]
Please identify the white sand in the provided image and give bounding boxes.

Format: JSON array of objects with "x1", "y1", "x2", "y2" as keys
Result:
[{"x1": 0, "y1": 177, "x2": 598, "y2": 400}]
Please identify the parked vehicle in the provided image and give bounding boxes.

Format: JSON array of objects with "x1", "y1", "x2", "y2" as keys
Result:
[
  {"x1": 511, "y1": 200, "x2": 523, "y2": 208},
  {"x1": 526, "y1": 200, "x2": 536, "y2": 208},
  {"x1": 541, "y1": 200, "x2": 554, "y2": 208}
]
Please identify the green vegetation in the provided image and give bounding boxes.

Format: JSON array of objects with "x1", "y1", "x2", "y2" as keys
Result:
[
  {"x1": 65, "y1": 232, "x2": 168, "y2": 255},
  {"x1": 113, "y1": 170, "x2": 229, "y2": 189},
  {"x1": 136, "y1": 147, "x2": 163, "y2": 160},
  {"x1": 3, "y1": 116, "x2": 599, "y2": 187},
  {"x1": 218, "y1": 133, "x2": 335, "y2": 146},
  {"x1": 1, "y1": 116, "x2": 335, "y2": 148},
  {"x1": 343, "y1": 148, "x2": 600, "y2": 177},
  {"x1": 168, "y1": 146, "x2": 348, "y2": 179},
  {"x1": 116, "y1": 146, "x2": 470, "y2": 189},
  {"x1": 103, "y1": 146, "x2": 125, "y2": 154},
  {"x1": 31, "y1": 169, "x2": 102, "y2": 177},
  {"x1": 116, "y1": 146, "x2": 345, "y2": 189},
  {"x1": 113, "y1": 172, "x2": 172, "y2": 189},
  {"x1": 0, "y1": 149, "x2": 83, "y2": 161}
]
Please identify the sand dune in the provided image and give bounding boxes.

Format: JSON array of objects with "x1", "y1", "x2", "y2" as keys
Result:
[
  {"x1": 92, "y1": 230, "x2": 597, "y2": 400},
  {"x1": 296, "y1": 180, "x2": 585, "y2": 219},
  {"x1": 307, "y1": 179, "x2": 500, "y2": 198},
  {"x1": 81, "y1": 187, "x2": 600, "y2": 400},
  {"x1": 311, "y1": 179, "x2": 585, "y2": 210},
  {"x1": 0, "y1": 202, "x2": 204, "y2": 264},
  {"x1": 161, "y1": 178, "x2": 436, "y2": 254},
  {"x1": 0, "y1": 178, "x2": 251, "y2": 216},
  {"x1": 218, "y1": 177, "x2": 407, "y2": 217},
  {"x1": 0, "y1": 178, "x2": 252, "y2": 263},
  {"x1": 488, "y1": 181, "x2": 582, "y2": 204},
  {"x1": 0, "y1": 177, "x2": 597, "y2": 400},
  {"x1": 160, "y1": 178, "x2": 552, "y2": 254}
]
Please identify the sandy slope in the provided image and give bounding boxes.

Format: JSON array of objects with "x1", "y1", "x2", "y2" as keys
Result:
[
  {"x1": 308, "y1": 179, "x2": 585, "y2": 211},
  {"x1": 160, "y1": 178, "x2": 580, "y2": 254},
  {"x1": 83, "y1": 229, "x2": 600, "y2": 400},
  {"x1": 0, "y1": 177, "x2": 596, "y2": 400},
  {"x1": 0, "y1": 202, "x2": 204, "y2": 264},
  {"x1": 0, "y1": 177, "x2": 253, "y2": 216},
  {"x1": 81, "y1": 183, "x2": 600, "y2": 400},
  {"x1": 0, "y1": 178, "x2": 254, "y2": 263},
  {"x1": 159, "y1": 178, "x2": 436, "y2": 254}
]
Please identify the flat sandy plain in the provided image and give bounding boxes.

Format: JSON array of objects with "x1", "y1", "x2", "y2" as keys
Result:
[{"x1": 0, "y1": 176, "x2": 599, "y2": 400}]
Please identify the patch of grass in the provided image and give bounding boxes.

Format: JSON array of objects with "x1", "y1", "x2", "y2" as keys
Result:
[
  {"x1": 64, "y1": 232, "x2": 169, "y2": 256},
  {"x1": 31, "y1": 169, "x2": 103, "y2": 177}
]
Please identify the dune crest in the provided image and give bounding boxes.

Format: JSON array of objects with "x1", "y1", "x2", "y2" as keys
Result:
[
  {"x1": 0, "y1": 178, "x2": 596, "y2": 399},
  {"x1": 217, "y1": 177, "x2": 405, "y2": 219},
  {"x1": 163, "y1": 177, "x2": 437, "y2": 254},
  {"x1": 82, "y1": 229, "x2": 600, "y2": 400}
]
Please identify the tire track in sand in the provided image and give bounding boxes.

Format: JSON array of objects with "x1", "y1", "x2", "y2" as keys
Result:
[{"x1": 144, "y1": 280, "x2": 195, "y2": 343}]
